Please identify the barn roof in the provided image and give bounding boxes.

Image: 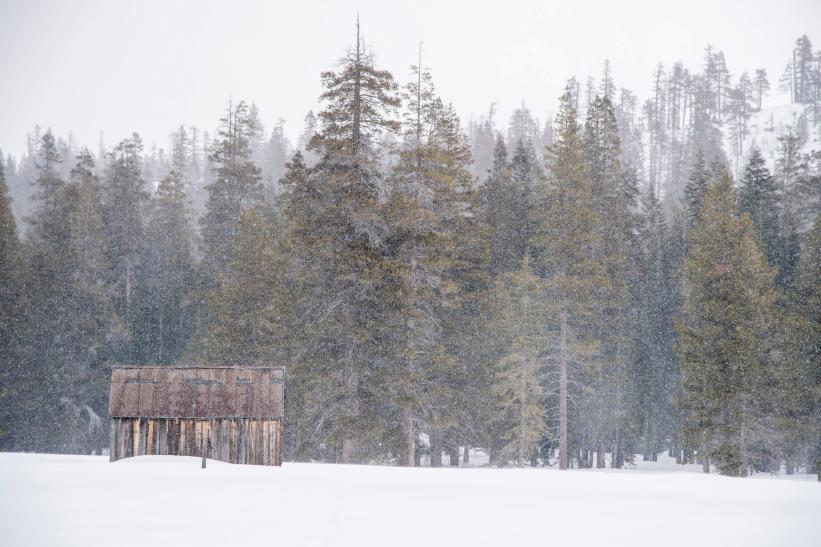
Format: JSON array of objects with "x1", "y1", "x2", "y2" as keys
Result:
[{"x1": 109, "y1": 366, "x2": 285, "y2": 419}]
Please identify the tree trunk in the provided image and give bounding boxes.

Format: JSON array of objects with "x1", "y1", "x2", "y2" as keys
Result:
[
  {"x1": 341, "y1": 364, "x2": 360, "y2": 464},
  {"x1": 700, "y1": 431, "x2": 710, "y2": 473},
  {"x1": 611, "y1": 433, "x2": 621, "y2": 469},
  {"x1": 463, "y1": 445, "x2": 469, "y2": 465},
  {"x1": 519, "y1": 357, "x2": 527, "y2": 465},
  {"x1": 400, "y1": 403, "x2": 414, "y2": 467},
  {"x1": 786, "y1": 456, "x2": 795, "y2": 475},
  {"x1": 559, "y1": 310, "x2": 569, "y2": 470},
  {"x1": 596, "y1": 443, "x2": 605, "y2": 468},
  {"x1": 448, "y1": 446, "x2": 459, "y2": 467},
  {"x1": 430, "y1": 430, "x2": 442, "y2": 467},
  {"x1": 342, "y1": 438, "x2": 358, "y2": 464}
]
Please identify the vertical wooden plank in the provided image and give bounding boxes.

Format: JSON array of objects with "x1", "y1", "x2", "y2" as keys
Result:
[
  {"x1": 262, "y1": 420, "x2": 269, "y2": 465},
  {"x1": 188, "y1": 420, "x2": 196, "y2": 456},
  {"x1": 238, "y1": 419, "x2": 244, "y2": 464},
  {"x1": 146, "y1": 420, "x2": 154, "y2": 455},
  {"x1": 249, "y1": 420, "x2": 255, "y2": 465},
  {"x1": 218, "y1": 418, "x2": 228, "y2": 461},
  {"x1": 120, "y1": 419, "x2": 128, "y2": 460},
  {"x1": 276, "y1": 420, "x2": 283, "y2": 466},
  {"x1": 269, "y1": 420, "x2": 275, "y2": 466},
  {"x1": 158, "y1": 420, "x2": 166, "y2": 455},
  {"x1": 234, "y1": 419, "x2": 240, "y2": 464},
  {"x1": 179, "y1": 418, "x2": 186, "y2": 456},
  {"x1": 109, "y1": 419, "x2": 116, "y2": 462},
  {"x1": 257, "y1": 419, "x2": 264, "y2": 465},
  {"x1": 123, "y1": 419, "x2": 131, "y2": 458},
  {"x1": 132, "y1": 419, "x2": 139, "y2": 456}
]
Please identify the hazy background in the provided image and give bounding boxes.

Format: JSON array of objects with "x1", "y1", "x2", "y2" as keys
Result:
[{"x1": 1, "y1": 0, "x2": 818, "y2": 157}]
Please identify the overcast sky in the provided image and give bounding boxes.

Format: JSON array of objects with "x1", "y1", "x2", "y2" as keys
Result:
[{"x1": 1, "y1": 0, "x2": 818, "y2": 159}]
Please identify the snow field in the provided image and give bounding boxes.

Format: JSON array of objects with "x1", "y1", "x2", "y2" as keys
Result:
[{"x1": 0, "y1": 452, "x2": 818, "y2": 547}]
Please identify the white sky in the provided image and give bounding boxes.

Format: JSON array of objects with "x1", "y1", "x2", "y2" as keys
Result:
[{"x1": 1, "y1": 0, "x2": 818, "y2": 159}]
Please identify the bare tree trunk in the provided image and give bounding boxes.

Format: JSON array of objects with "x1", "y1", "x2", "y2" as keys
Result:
[
  {"x1": 430, "y1": 430, "x2": 442, "y2": 467},
  {"x1": 559, "y1": 310, "x2": 569, "y2": 470},
  {"x1": 613, "y1": 433, "x2": 624, "y2": 469},
  {"x1": 596, "y1": 443, "x2": 605, "y2": 468},
  {"x1": 463, "y1": 445, "x2": 469, "y2": 465},
  {"x1": 342, "y1": 366, "x2": 360, "y2": 464},
  {"x1": 401, "y1": 403, "x2": 414, "y2": 467}
]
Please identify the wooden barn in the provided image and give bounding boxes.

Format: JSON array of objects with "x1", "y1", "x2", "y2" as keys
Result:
[{"x1": 108, "y1": 365, "x2": 284, "y2": 466}]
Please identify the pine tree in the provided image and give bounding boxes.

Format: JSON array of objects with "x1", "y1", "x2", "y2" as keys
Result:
[
  {"x1": 282, "y1": 19, "x2": 400, "y2": 463},
  {"x1": 583, "y1": 93, "x2": 636, "y2": 467},
  {"x1": 0, "y1": 156, "x2": 23, "y2": 447},
  {"x1": 532, "y1": 89, "x2": 606, "y2": 469},
  {"x1": 753, "y1": 69, "x2": 770, "y2": 111},
  {"x1": 792, "y1": 217, "x2": 821, "y2": 478},
  {"x1": 636, "y1": 186, "x2": 680, "y2": 461},
  {"x1": 200, "y1": 100, "x2": 264, "y2": 281},
  {"x1": 31, "y1": 130, "x2": 63, "y2": 208},
  {"x1": 684, "y1": 150, "x2": 711, "y2": 227},
  {"x1": 509, "y1": 138, "x2": 537, "y2": 249},
  {"x1": 135, "y1": 149, "x2": 196, "y2": 364},
  {"x1": 507, "y1": 105, "x2": 538, "y2": 153},
  {"x1": 678, "y1": 170, "x2": 781, "y2": 476},
  {"x1": 202, "y1": 207, "x2": 283, "y2": 365},
  {"x1": 490, "y1": 256, "x2": 548, "y2": 466},
  {"x1": 485, "y1": 135, "x2": 528, "y2": 275},
  {"x1": 102, "y1": 134, "x2": 148, "y2": 333},
  {"x1": 25, "y1": 148, "x2": 114, "y2": 453},
  {"x1": 739, "y1": 147, "x2": 780, "y2": 265},
  {"x1": 388, "y1": 55, "x2": 444, "y2": 466},
  {"x1": 261, "y1": 119, "x2": 290, "y2": 201}
]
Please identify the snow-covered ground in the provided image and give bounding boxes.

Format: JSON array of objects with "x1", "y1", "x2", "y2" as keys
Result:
[
  {"x1": 728, "y1": 101, "x2": 820, "y2": 176},
  {"x1": 0, "y1": 452, "x2": 818, "y2": 547}
]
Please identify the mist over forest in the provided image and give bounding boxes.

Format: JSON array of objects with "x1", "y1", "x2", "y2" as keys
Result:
[{"x1": 0, "y1": 18, "x2": 819, "y2": 480}]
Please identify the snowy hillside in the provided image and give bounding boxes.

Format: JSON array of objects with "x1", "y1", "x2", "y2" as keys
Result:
[
  {"x1": 729, "y1": 102, "x2": 820, "y2": 174},
  {"x1": 1, "y1": 453, "x2": 818, "y2": 547}
]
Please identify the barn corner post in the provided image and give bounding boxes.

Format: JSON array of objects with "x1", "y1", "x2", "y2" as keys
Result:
[{"x1": 108, "y1": 365, "x2": 285, "y2": 466}]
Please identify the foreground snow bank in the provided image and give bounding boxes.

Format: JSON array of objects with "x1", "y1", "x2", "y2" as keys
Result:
[{"x1": 0, "y1": 453, "x2": 818, "y2": 547}]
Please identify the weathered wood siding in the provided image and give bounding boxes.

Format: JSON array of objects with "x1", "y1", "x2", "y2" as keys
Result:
[
  {"x1": 109, "y1": 366, "x2": 285, "y2": 419},
  {"x1": 109, "y1": 417, "x2": 283, "y2": 465},
  {"x1": 108, "y1": 366, "x2": 285, "y2": 466}
]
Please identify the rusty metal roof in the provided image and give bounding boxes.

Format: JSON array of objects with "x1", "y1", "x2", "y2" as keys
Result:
[{"x1": 108, "y1": 366, "x2": 285, "y2": 419}]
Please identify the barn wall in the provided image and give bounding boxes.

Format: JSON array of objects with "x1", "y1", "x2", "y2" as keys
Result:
[{"x1": 109, "y1": 417, "x2": 283, "y2": 466}]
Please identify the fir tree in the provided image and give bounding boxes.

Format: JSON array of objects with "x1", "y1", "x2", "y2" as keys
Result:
[
  {"x1": 200, "y1": 100, "x2": 264, "y2": 281},
  {"x1": 102, "y1": 134, "x2": 148, "y2": 331},
  {"x1": 753, "y1": 69, "x2": 770, "y2": 111},
  {"x1": 739, "y1": 147, "x2": 780, "y2": 266},
  {"x1": 0, "y1": 156, "x2": 23, "y2": 447},
  {"x1": 684, "y1": 150, "x2": 711, "y2": 227},
  {"x1": 31, "y1": 130, "x2": 63, "y2": 208},
  {"x1": 485, "y1": 135, "x2": 528, "y2": 275},
  {"x1": 533, "y1": 89, "x2": 606, "y2": 469},
  {"x1": 282, "y1": 19, "x2": 400, "y2": 463},
  {"x1": 25, "y1": 148, "x2": 114, "y2": 453},
  {"x1": 792, "y1": 217, "x2": 821, "y2": 478},
  {"x1": 202, "y1": 207, "x2": 283, "y2": 365},
  {"x1": 490, "y1": 256, "x2": 548, "y2": 466},
  {"x1": 135, "y1": 155, "x2": 196, "y2": 364},
  {"x1": 678, "y1": 170, "x2": 781, "y2": 476}
]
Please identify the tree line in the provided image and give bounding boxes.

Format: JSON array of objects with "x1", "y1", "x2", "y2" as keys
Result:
[{"x1": 0, "y1": 27, "x2": 819, "y2": 477}]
